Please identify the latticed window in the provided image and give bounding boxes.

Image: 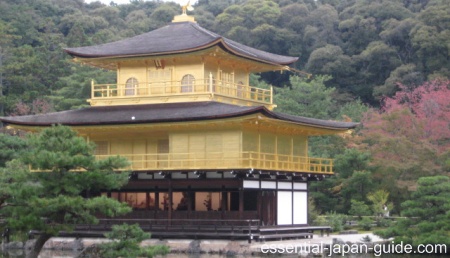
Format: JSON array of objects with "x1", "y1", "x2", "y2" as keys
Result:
[
  {"x1": 94, "y1": 141, "x2": 109, "y2": 155},
  {"x1": 149, "y1": 68, "x2": 172, "y2": 94},
  {"x1": 125, "y1": 77, "x2": 138, "y2": 96},
  {"x1": 149, "y1": 69, "x2": 172, "y2": 82},
  {"x1": 181, "y1": 74, "x2": 194, "y2": 92},
  {"x1": 157, "y1": 139, "x2": 169, "y2": 168}
]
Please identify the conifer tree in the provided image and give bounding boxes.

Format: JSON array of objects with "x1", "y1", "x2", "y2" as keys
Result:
[{"x1": 0, "y1": 126, "x2": 131, "y2": 258}]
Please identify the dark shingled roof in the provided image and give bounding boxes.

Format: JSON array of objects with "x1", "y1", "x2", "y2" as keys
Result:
[
  {"x1": 0, "y1": 102, "x2": 357, "y2": 130},
  {"x1": 65, "y1": 22, "x2": 298, "y2": 66}
]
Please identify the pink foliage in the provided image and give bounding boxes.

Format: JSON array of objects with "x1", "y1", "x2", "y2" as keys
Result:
[
  {"x1": 13, "y1": 102, "x2": 31, "y2": 116},
  {"x1": 357, "y1": 79, "x2": 450, "y2": 174},
  {"x1": 12, "y1": 98, "x2": 53, "y2": 116},
  {"x1": 382, "y1": 79, "x2": 450, "y2": 150}
]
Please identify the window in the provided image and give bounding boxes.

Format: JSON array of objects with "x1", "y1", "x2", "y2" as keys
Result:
[
  {"x1": 94, "y1": 141, "x2": 108, "y2": 155},
  {"x1": 157, "y1": 139, "x2": 169, "y2": 168},
  {"x1": 181, "y1": 74, "x2": 195, "y2": 93},
  {"x1": 125, "y1": 77, "x2": 138, "y2": 96},
  {"x1": 149, "y1": 69, "x2": 172, "y2": 82},
  {"x1": 149, "y1": 68, "x2": 172, "y2": 94}
]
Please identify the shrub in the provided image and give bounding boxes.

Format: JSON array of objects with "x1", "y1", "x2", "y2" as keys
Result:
[
  {"x1": 349, "y1": 199, "x2": 371, "y2": 219},
  {"x1": 325, "y1": 211, "x2": 348, "y2": 232},
  {"x1": 312, "y1": 215, "x2": 328, "y2": 226},
  {"x1": 99, "y1": 224, "x2": 169, "y2": 258},
  {"x1": 359, "y1": 217, "x2": 373, "y2": 231},
  {"x1": 376, "y1": 218, "x2": 392, "y2": 227}
]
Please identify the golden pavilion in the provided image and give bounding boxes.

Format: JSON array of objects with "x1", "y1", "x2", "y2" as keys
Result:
[{"x1": 1, "y1": 12, "x2": 356, "y2": 240}]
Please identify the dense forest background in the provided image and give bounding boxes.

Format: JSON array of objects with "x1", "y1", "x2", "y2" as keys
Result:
[
  {"x1": 1, "y1": 0, "x2": 449, "y2": 113},
  {"x1": 0, "y1": 0, "x2": 449, "y2": 218}
]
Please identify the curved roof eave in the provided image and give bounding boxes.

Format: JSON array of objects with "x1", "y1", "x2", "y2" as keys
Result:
[
  {"x1": 64, "y1": 21, "x2": 299, "y2": 66},
  {"x1": 0, "y1": 102, "x2": 358, "y2": 131},
  {"x1": 65, "y1": 39, "x2": 298, "y2": 67},
  {"x1": 64, "y1": 38, "x2": 223, "y2": 59}
]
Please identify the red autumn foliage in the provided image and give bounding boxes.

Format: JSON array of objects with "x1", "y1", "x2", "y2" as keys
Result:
[
  {"x1": 354, "y1": 79, "x2": 450, "y2": 178},
  {"x1": 382, "y1": 79, "x2": 450, "y2": 151},
  {"x1": 12, "y1": 98, "x2": 53, "y2": 116}
]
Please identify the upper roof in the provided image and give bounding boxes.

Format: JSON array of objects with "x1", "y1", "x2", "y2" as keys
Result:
[
  {"x1": 64, "y1": 21, "x2": 298, "y2": 66},
  {"x1": 0, "y1": 102, "x2": 357, "y2": 131}
]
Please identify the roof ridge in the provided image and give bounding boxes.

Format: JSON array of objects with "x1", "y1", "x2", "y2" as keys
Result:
[
  {"x1": 223, "y1": 38, "x2": 258, "y2": 58},
  {"x1": 190, "y1": 22, "x2": 220, "y2": 40}
]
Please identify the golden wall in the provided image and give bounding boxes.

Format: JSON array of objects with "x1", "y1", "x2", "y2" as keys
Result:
[{"x1": 90, "y1": 127, "x2": 309, "y2": 171}]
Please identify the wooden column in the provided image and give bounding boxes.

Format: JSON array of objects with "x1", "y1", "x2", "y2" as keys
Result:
[
  {"x1": 221, "y1": 185, "x2": 227, "y2": 219},
  {"x1": 168, "y1": 180, "x2": 173, "y2": 224},
  {"x1": 187, "y1": 187, "x2": 192, "y2": 220},
  {"x1": 257, "y1": 191, "x2": 262, "y2": 224},
  {"x1": 239, "y1": 188, "x2": 244, "y2": 219},
  {"x1": 155, "y1": 187, "x2": 159, "y2": 214},
  {"x1": 146, "y1": 192, "x2": 150, "y2": 211}
]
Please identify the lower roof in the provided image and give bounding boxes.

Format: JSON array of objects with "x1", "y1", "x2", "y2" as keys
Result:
[{"x1": 0, "y1": 102, "x2": 357, "y2": 130}]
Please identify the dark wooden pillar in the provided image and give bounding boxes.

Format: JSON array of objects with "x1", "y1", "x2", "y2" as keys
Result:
[
  {"x1": 187, "y1": 187, "x2": 192, "y2": 219},
  {"x1": 146, "y1": 192, "x2": 150, "y2": 210},
  {"x1": 239, "y1": 188, "x2": 244, "y2": 219},
  {"x1": 221, "y1": 185, "x2": 227, "y2": 219},
  {"x1": 168, "y1": 180, "x2": 173, "y2": 224},
  {"x1": 257, "y1": 191, "x2": 262, "y2": 224},
  {"x1": 272, "y1": 191, "x2": 277, "y2": 225},
  {"x1": 155, "y1": 187, "x2": 159, "y2": 219}
]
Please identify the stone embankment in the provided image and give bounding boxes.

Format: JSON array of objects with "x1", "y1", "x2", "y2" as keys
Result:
[{"x1": 2, "y1": 233, "x2": 386, "y2": 257}]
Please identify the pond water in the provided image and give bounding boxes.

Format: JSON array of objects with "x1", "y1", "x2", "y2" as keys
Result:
[{"x1": 0, "y1": 249, "x2": 446, "y2": 258}]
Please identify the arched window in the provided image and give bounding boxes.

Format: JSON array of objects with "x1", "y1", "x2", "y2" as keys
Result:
[
  {"x1": 125, "y1": 77, "x2": 138, "y2": 96},
  {"x1": 181, "y1": 74, "x2": 195, "y2": 93}
]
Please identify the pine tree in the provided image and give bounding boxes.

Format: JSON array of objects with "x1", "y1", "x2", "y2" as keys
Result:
[{"x1": 0, "y1": 126, "x2": 131, "y2": 258}]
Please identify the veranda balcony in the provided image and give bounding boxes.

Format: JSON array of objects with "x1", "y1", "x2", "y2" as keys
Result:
[
  {"x1": 95, "y1": 152, "x2": 334, "y2": 174},
  {"x1": 89, "y1": 79, "x2": 274, "y2": 108}
]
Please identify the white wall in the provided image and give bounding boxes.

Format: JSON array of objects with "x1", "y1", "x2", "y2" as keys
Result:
[
  {"x1": 277, "y1": 191, "x2": 292, "y2": 225},
  {"x1": 293, "y1": 191, "x2": 308, "y2": 224}
]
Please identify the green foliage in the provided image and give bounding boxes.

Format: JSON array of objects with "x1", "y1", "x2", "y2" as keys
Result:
[
  {"x1": 367, "y1": 189, "x2": 393, "y2": 217},
  {"x1": 99, "y1": 224, "x2": 169, "y2": 258},
  {"x1": 1, "y1": 0, "x2": 449, "y2": 232},
  {"x1": 309, "y1": 148, "x2": 374, "y2": 214},
  {"x1": 0, "y1": 126, "x2": 131, "y2": 257},
  {"x1": 376, "y1": 218, "x2": 392, "y2": 228},
  {"x1": 0, "y1": 133, "x2": 27, "y2": 167},
  {"x1": 358, "y1": 217, "x2": 373, "y2": 231},
  {"x1": 375, "y1": 176, "x2": 450, "y2": 246},
  {"x1": 349, "y1": 199, "x2": 371, "y2": 219},
  {"x1": 274, "y1": 75, "x2": 335, "y2": 120},
  {"x1": 341, "y1": 171, "x2": 374, "y2": 204},
  {"x1": 324, "y1": 211, "x2": 348, "y2": 232},
  {"x1": 335, "y1": 99, "x2": 369, "y2": 123},
  {"x1": 0, "y1": 160, "x2": 38, "y2": 213},
  {"x1": 307, "y1": 197, "x2": 319, "y2": 224},
  {"x1": 312, "y1": 215, "x2": 327, "y2": 227},
  {"x1": 334, "y1": 148, "x2": 371, "y2": 178},
  {"x1": 0, "y1": 0, "x2": 448, "y2": 113}
]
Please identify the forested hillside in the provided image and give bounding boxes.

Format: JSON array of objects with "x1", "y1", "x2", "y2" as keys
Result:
[
  {"x1": 0, "y1": 0, "x2": 448, "y2": 114},
  {"x1": 0, "y1": 0, "x2": 449, "y2": 219}
]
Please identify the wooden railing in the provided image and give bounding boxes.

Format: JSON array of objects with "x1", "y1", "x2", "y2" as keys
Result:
[
  {"x1": 91, "y1": 79, "x2": 273, "y2": 105},
  {"x1": 95, "y1": 151, "x2": 334, "y2": 174}
]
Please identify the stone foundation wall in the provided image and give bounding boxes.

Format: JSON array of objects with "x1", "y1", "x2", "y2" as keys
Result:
[{"x1": 2, "y1": 237, "x2": 254, "y2": 256}]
